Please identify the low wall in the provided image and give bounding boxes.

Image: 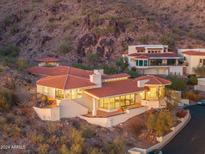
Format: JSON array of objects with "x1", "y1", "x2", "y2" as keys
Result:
[
  {"x1": 60, "y1": 100, "x2": 88, "y2": 118},
  {"x1": 128, "y1": 111, "x2": 191, "y2": 154},
  {"x1": 80, "y1": 107, "x2": 148, "y2": 127},
  {"x1": 33, "y1": 106, "x2": 60, "y2": 121}
]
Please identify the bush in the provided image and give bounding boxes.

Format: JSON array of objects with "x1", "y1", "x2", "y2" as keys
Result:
[
  {"x1": 59, "y1": 144, "x2": 70, "y2": 154},
  {"x1": 104, "y1": 137, "x2": 125, "y2": 154},
  {"x1": 88, "y1": 148, "x2": 103, "y2": 154},
  {"x1": 160, "y1": 33, "x2": 176, "y2": 50},
  {"x1": 127, "y1": 69, "x2": 139, "y2": 78},
  {"x1": 183, "y1": 91, "x2": 202, "y2": 101},
  {"x1": 81, "y1": 127, "x2": 95, "y2": 138},
  {"x1": 102, "y1": 64, "x2": 118, "y2": 74},
  {"x1": 38, "y1": 144, "x2": 49, "y2": 154},
  {"x1": 115, "y1": 57, "x2": 129, "y2": 72},
  {"x1": 146, "y1": 110, "x2": 176, "y2": 136},
  {"x1": 167, "y1": 76, "x2": 187, "y2": 91},
  {"x1": 59, "y1": 40, "x2": 72, "y2": 54},
  {"x1": 0, "y1": 44, "x2": 20, "y2": 66},
  {"x1": 16, "y1": 58, "x2": 29, "y2": 71},
  {"x1": 0, "y1": 88, "x2": 17, "y2": 110},
  {"x1": 0, "y1": 44, "x2": 20, "y2": 58},
  {"x1": 69, "y1": 128, "x2": 84, "y2": 154},
  {"x1": 187, "y1": 75, "x2": 198, "y2": 85}
]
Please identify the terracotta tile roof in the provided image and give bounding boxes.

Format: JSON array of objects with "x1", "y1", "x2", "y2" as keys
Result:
[
  {"x1": 28, "y1": 66, "x2": 130, "y2": 81},
  {"x1": 85, "y1": 79, "x2": 144, "y2": 98},
  {"x1": 35, "y1": 57, "x2": 60, "y2": 62},
  {"x1": 102, "y1": 73, "x2": 130, "y2": 80},
  {"x1": 182, "y1": 51, "x2": 205, "y2": 56},
  {"x1": 128, "y1": 52, "x2": 181, "y2": 59},
  {"x1": 135, "y1": 75, "x2": 171, "y2": 85},
  {"x1": 37, "y1": 74, "x2": 96, "y2": 90},
  {"x1": 27, "y1": 66, "x2": 93, "y2": 78}
]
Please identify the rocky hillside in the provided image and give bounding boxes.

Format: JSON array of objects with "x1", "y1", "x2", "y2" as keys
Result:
[{"x1": 0, "y1": 0, "x2": 205, "y2": 64}]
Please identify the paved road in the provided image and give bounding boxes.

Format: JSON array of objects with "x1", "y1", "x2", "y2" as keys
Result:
[{"x1": 162, "y1": 105, "x2": 205, "y2": 154}]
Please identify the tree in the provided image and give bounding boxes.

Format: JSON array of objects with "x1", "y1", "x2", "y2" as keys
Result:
[
  {"x1": 167, "y1": 76, "x2": 186, "y2": 91},
  {"x1": 115, "y1": 57, "x2": 129, "y2": 72}
]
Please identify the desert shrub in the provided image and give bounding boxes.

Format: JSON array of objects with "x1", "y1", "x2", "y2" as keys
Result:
[
  {"x1": 146, "y1": 110, "x2": 176, "y2": 136},
  {"x1": 183, "y1": 91, "x2": 202, "y2": 101},
  {"x1": 86, "y1": 53, "x2": 99, "y2": 66},
  {"x1": 9, "y1": 125, "x2": 21, "y2": 138},
  {"x1": 48, "y1": 135, "x2": 59, "y2": 145},
  {"x1": 88, "y1": 147, "x2": 103, "y2": 154},
  {"x1": 138, "y1": 35, "x2": 150, "y2": 44},
  {"x1": 47, "y1": 122, "x2": 58, "y2": 134},
  {"x1": 72, "y1": 63, "x2": 94, "y2": 70},
  {"x1": 0, "y1": 88, "x2": 17, "y2": 110},
  {"x1": 81, "y1": 127, "x2": 95, "y2": 138},
  {"x1": 59, "y1": 144, "x2": 70, "y2": 154},
  {"x1": 102, "y1": 64, "x2": 118, "y2": 74},
  {"x1": 167, "y1": 76, "x2": 187, "y2": 91},
  {"x1": 38, "y1": 144, "x2": 49, "y2": 154},
  {"x1": 16, "y1": 58, "x2": 29, "y2": 71},
  {"x1": 0, "y1": 44, "x2": 20, "y2": 58},
  {"x1": 187, "y1": 75, "x2": 198, "y2": 85},
  {"x1": 59, "y1": 40, "x2": 72, "y2": 54},
  {"x1": 104, "y1": 137, "x2": 125, "y2": 154},
  {"x1": 30, "y1": 133, "x2": 44, "y2": 144},
  {"x1": 160, "y1": 33, "x2": 176, "y2": 50},
  {"x1": 70, "y1": 128, "x2": 84, "y2": 154},
  {"x1": 0, "y1": 44, "x2": 20, "y2": 66},
  {"x1": 10, "y1": 25, "x2": 19, "y2": 35}
]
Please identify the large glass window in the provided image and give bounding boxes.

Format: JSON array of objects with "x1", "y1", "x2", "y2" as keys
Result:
[
  {"x1": 144, "y1": 60, "x2": 148, "y2": 66},
  {"x1": 139, "y1": 60, "x2": 143, "y2": 66},
  {"x1": 98, "y1": 94, "x2": 136, "y2": 110},
  {"x1": 55, "y1": 89, "x2": 64, "y2": 99},
  {"x1": 167, "y1": 59, "x2": 176, "y2": 65}
]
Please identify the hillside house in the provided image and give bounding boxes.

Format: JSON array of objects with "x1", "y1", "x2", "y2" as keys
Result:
[
  {"x1": 30, "y1": 66, "x2": 171, "y2": 126},
  {"x1": 178, "y1": 49, "x2": 205, "y2": 75},
  {"x1": 123, "y1": 45, "x2": 184, "y2": 75}
]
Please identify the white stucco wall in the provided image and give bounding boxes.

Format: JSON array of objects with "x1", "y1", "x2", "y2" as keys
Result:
[
  {"x1": 59, "y1": 100, "x2": 88, "y2": 118},
  {"x1": 80, "y1": 107, "x2": 148, "y2": 127},
  {"x1": 183, "y1": 54, "x2": 204, "y2": 74},
  {"x1": 33, "y1": 106, "x2": 60, "y2": 121},
  {"x1": 169, "y1": 66, "x2": 183, "y2": 75},
  {"x1": 194, "y1": 78, "x2": 205, "y2": 91}
]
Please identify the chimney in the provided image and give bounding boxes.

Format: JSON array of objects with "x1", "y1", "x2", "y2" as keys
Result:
[
  {"x1": 90, "y1": 69, "x2": 103, "y2": 87},
  {"x1": 137, "y1": 79, "x2": 149, "y2": 87}
]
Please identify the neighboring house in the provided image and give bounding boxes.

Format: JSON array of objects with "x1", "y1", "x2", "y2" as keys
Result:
[
  {"x1": 30, "y1": 65, "x2": 171, "y2": 127},
  {"x1": 178, "y1": 49, "x2": 205, "y2": 75},
  {"x1": 194, "y1": 78, "x2": 205, "y2": 92},
  {"x1": 35, "y1": 57, "x2": 60, "y2": 67},
  {"x1": 123, "y1": 45, "x2": 184, "y2": 75}
]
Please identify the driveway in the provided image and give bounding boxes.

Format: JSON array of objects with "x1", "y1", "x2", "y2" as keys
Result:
[{"x1": 162, "y1": 105, "x2": 205, "y2": 154}]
